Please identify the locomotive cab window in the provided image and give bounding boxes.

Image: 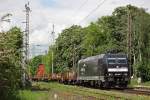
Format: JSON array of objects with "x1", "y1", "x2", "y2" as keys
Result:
[
  {"x1": 117, "y1": 59, "x2": 127, "y2": 64},
  {"x1": 108, "y1": 59, "x2": 116, "y2": 64}
]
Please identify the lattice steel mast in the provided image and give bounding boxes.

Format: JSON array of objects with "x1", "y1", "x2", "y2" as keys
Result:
[
  {"x1": 22, "y1": 1, "x2": 31, "y2": 86},
  {"x1": 24, "y1": 2, "x2": 30, "y2": 63}
]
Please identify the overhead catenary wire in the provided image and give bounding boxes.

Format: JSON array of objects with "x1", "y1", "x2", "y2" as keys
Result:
[
  {"x1": 73, "y1": 0, "x2": 89, "y2": 14},
  {"x1": 78, "y1": 0, "x2": 107, "y2": 24},
  {"x1": 70, "y1": 0, "x2": 89, "y2": 25}
]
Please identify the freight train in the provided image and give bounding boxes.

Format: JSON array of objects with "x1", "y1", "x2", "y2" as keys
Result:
[{"x1": 32, "y1": 53, "x2": 132, "y2": 88}]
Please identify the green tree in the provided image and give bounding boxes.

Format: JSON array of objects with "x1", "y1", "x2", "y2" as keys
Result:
[
  {"x1": 29, "y1": 55, "x2": 43, "y2": 76},
  {"x1": 0, "y1": 27, "x2": 23, "y2": 100},
  {"x1": 54, "y1": 25, "x2": 85, "y2": 72},
  {"x1": 82, "y1": 16, "x2": 118, "y2": 56}
]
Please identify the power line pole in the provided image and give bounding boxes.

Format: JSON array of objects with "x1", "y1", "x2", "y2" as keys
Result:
[
  {"x1": 73, "y1": 44, "x2": 75, "y2": 69},
  {"x1": 22, "y1": 1, "x2": 31, "y2": 87},
  {"x1": 127, "y1": 7, "x2": 132, "y2": 77},
  {"x1": 51, "y1": 24, "x2": 55, "y2": 74},
  {"x1": 73, "y1": 44, "x2": 77, "y2": 70}
]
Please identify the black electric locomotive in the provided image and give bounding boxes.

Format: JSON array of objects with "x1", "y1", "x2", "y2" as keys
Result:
[{"x1": 77, "y1": 53, "x2": 131, "y2": 88}]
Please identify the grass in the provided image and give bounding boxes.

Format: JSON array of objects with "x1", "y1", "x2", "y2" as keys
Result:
[
  {"x1": 129, "y1": 78, "x2": 150, "y2": 87},
  {"x1": 128, "y1": 78, "x2": 139, "y2": 87},
  {"x1": 18, "y1": 82, "x2": 150, "y2": 100},
  {"x1": 19, "y1": 90, "x2": 50, "y2": 100},
  {"x1": 141, "y1": 81, "x2": 150, "y2": 86}
]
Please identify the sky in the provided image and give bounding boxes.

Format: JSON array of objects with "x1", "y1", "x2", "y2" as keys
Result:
[{"x1": 0, "y1": 0, "x2": 150, "y2": 57}]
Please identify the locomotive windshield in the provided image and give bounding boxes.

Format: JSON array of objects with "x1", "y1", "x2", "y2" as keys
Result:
[
  {"x1": 108, "y1": 59, "x2": 116, "y2": 64},
  {"x1": 117, "y1": 59, "x2": 127, "y2": 64},
  {"x1": 107, "y1": 58, "x2": 127, "y2": 64}
]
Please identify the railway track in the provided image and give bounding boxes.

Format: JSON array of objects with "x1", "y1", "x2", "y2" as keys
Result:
[
  {"x1": 62, "y1": 82, "x2": 150, "y2": 97},
  {"x1": 32, "y1": 80, "x2": 150, "y2": 97},
  {"x1": 73, "y1": 84, "x2": 150, "y2": 96},
  {"x1": 111, "y1": 87, "x2": 150, "y2": 96},
  {"x1": 123, "y1": 89, "x2": 150, "y2": 95},
  {"x1": 32, "y1": 82, "x2": 150, "y2": 99},
  {"x1": 70, "y1": 86, "x2": 125, "y2": 100},
  {"x1": 32, "y1": 82, "x2": 122, "y2": 100},
  {"x1": 134, "y1": 86, "x2": 150, "y2": 91}
]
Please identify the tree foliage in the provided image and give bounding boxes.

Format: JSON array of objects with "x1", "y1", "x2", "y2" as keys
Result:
[
  {"x1": 29, "y1": 55, "x2": 43, "y2": 75},
  {"x1": 0, "y1": 27, "x2": 23, "y2": 100},
  {"x1": 53, "y1": 25, "x2": 85, "y2": 72}
]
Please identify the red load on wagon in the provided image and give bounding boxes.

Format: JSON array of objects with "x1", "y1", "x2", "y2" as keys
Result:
[
  {"x1": 36, "y1": 64, "x2": 46, "y2": 78},
  {"x1": 32, "y1": 64, "x2": 48, "y2": 81}
]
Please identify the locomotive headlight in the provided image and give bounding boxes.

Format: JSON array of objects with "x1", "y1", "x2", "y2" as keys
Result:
[
  {"x1": 108, "y1": 73, "x2": 113, "y2": 76},
  {"x1": 115, "y1": 73, "x2": 121, "y2": 75}
]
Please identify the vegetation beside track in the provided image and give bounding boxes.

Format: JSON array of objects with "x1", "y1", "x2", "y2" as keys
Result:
[
  {"x1": 0, "y1": 26, "x2": 23, "y2": 100},
  {"x1": 129, "y1": 78, "x2": 150, "y2": 88},
  {"x1": 19, "y1": 82, "x2": 150, "y2": 100}
]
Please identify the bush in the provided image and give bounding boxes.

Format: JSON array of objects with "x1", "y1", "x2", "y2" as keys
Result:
[
  {"x1": 0, "y1": 27, "x2": 23, "y2": 100},
  {"x1": 138, "y1": 62, "x2": 150, "y2": 82}
]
